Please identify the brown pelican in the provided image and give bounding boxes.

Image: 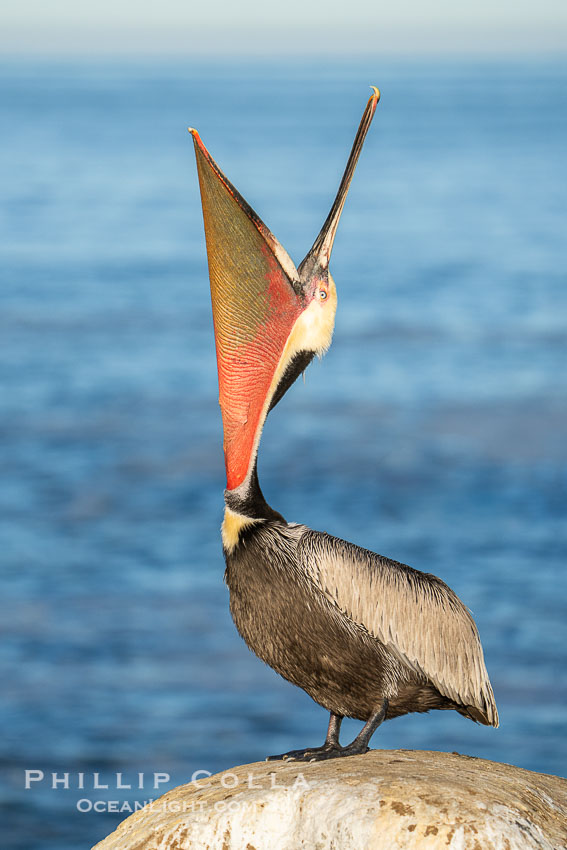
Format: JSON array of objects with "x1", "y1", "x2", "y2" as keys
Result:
[{"x1": 189, "y1": 88, "x2": 498, "y2": 761}]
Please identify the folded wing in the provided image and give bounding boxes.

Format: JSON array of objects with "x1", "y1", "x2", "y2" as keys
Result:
[{"x1": 299, "y1": 530, "x2": 498, "y2": 726}]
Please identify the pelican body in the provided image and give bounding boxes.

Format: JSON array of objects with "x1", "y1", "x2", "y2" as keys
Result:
[{"x1": 190, "y1": 90, "x2": 498, "y2": 760}]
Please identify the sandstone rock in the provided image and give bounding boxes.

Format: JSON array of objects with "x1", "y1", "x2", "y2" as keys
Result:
[{"x1": 93, "y1": 750, "x2": 567, "y2": 849}]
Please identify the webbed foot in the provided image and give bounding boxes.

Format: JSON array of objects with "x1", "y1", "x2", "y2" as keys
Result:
[
  {"x1": 266, "y1": 743, "x2": 344, "y2": 762},
  {"x1": 268, "y1": 742, "x2": 371, "y2": 762}
]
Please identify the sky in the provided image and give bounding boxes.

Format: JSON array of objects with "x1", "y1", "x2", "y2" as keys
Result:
[{"x1": 3, "y1": 0, "x2": 567, "y2": 56}]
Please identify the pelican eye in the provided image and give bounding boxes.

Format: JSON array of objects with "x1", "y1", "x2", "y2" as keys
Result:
[{"x1": 319, "y1": 289, "x2": 328, "y2": 300}]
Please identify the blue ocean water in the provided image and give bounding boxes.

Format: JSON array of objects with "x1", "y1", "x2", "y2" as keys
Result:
[{"x1": 1, "y1": 57, "x2": 566, "y2": 849}]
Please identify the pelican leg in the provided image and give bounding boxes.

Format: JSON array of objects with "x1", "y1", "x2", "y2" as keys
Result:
[
  {"x1": 268, "y1": 700, "x2": 389, "y2": 762},
  {"x1": 337, "y1": 698, "x2": 389, "y2": 758},
  {"x1": 325, "y1": 711, "x2": 342, "y2": 747},
  {"x1": 266, "y1": 712, "x2": 343, "y2": 761}
]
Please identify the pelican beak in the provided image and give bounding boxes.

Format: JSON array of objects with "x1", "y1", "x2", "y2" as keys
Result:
[
  {"x1": 299, "y1": 86, "x2": 380, "y2": 280},
  {"x1": 189, "y1": 128, "x2": 305, "y2": 491},
  {"x1": 189, "y1": 87, "x2": 379, "y2": 493}
]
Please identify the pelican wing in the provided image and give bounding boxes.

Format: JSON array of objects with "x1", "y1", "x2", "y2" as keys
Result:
[{"x1": 298, "y1": 530, "x2": 498, "y2": 726}]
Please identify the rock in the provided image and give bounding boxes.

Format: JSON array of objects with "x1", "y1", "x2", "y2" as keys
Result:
[{"x1": 93, "y1": 750, "x2": 567, "y2": 849}]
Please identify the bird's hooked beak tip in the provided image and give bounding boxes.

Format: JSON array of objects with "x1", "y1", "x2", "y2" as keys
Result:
[
  {"x1": 189, "y1": 127, "x2": 207, "y2": 155},
  {"x1": 370, "y1": 86, "x2": 381, "y2": 102}
]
